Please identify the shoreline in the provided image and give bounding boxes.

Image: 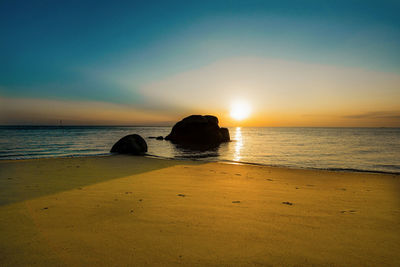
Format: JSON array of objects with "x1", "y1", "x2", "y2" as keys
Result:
[
  {"x1": 1, "y1": 154, "x2": 399, "y2": 265},
  {"x1": 2, "y1": 153, "x2": 400, "y2": 176}
]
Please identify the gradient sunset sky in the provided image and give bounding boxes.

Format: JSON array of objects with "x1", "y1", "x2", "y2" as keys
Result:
[{"x1": 1, "y1": 0, "x2": 399, "y2": 126}]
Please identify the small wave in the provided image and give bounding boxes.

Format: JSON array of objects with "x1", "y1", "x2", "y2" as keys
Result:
[
  {"x1": 0, "y1": 154, "x2": 27, "y2": 158},
  {"x1": 71, "y1": 148, "x2": 103, "y2": 152},
  {"x1": 176, "y1": 153, "x2": 219, "y2": 159},
  {"x1": 223, "y1": 161, "x2": 400, "y2": 175},
  {"x1": 354, "y1": 150, "x2": 376, "y2": 154},
  {"x1": 0, "y1": 152, "x2": 112, "y2": 160},
  {"x1": 372, "y1": 164, "x2": 400, "y2": 170},
  {"x1": 320, "y1": 167, "x2": 400, "y2": 175}
]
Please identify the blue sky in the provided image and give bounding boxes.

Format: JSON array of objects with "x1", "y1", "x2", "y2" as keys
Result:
[{"x1": 1, "y1": 0, "x2": 400, "y2": 125}]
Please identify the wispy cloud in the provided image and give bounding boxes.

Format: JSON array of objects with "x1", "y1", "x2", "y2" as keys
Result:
[{"x1": 343, "y1": 111, "x2": 400, "y2": 120}]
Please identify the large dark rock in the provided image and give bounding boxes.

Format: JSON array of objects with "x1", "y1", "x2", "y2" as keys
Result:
[
  {"x1": 110, "y1": 134, "x2": 147, "y2": 155},
  {"x1": 165, "y1": 115, "x2": 230, "y2": 146}
]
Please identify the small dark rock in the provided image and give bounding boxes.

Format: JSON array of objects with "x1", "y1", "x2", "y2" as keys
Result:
[
  {"x1": 177, "y1": 194, "x2": 186, "y2": 197},
  {"x1": 110, "y1": 134, "x2": 147, "y2": 155},
  {"x1": 282, "y1": 201, "x2": 293, "y2": 205},
  {"x1": 232, "y1": 201, "x2": 241, "y2": 203},
  {"x1": 156, "y1": 136, "x2": 164, "y2": 140},
  {"x1": 220, "y1": 127, "x2": 230, "y2": 142}
]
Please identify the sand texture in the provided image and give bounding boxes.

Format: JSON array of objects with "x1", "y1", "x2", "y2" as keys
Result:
[{"x1": 0, "y1": 155, "x2": 399, "y2": 266}]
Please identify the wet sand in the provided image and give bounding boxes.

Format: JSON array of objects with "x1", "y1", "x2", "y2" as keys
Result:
[{"x1": 0, "y1": 155, "x2": 399, "y2": 266}]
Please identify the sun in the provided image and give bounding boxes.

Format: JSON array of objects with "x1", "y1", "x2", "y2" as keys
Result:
[{"x1": 230, "y1": 100, "x2": 251, "y2": 121}]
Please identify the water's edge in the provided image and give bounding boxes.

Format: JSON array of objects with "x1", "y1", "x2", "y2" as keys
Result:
[
  {"x1": 147, "y1": 154, "x2": 400, "y2": 175},
  {"x1": 2, "y1": 152, "x2": 399, "y2": 176}
]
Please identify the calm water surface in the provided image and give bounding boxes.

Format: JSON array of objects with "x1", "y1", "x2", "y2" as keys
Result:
[{"x1": 0, "y1": 126, "x2": 399, "y2": 174}]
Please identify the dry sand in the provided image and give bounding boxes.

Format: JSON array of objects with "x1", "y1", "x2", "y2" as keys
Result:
[{"x1": 0, "y1": 155, "x2": 399, "y2": 266}]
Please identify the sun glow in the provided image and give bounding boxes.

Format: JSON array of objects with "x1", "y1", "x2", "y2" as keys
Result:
[{"x1": 230, "y1": 100, "x2": 251, "y2": 121}]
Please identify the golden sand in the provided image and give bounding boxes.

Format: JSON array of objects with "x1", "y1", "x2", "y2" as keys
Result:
[{"x1": 0, "y1": 155, "x2": 399, "y2": 266}]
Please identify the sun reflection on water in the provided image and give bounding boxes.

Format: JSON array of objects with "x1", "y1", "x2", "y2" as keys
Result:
[{"x1": 234, "y1": 127, "x2": 243, "y2": 161}]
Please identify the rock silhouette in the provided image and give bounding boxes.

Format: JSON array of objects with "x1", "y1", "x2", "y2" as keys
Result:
[
  {"x1": 220, "y1": 127, "x2": 230, "y2": 142},
  {"x1": 165, "y1": 115, "x2": 230, "y2": 147},
  {"x1": 110, "y1": 134, "x2": 147, "y2": 155}
]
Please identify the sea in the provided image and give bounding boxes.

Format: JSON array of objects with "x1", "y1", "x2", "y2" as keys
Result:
[{"x1": 0, "y1": 126, "x2": 399, "y2": 174}]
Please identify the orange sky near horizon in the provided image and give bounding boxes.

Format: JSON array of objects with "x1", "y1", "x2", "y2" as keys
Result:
[{"x1": 1, "y1": 95, "x2": 399, "y2": 127}]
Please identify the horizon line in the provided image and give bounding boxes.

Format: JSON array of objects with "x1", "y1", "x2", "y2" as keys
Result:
[{"x1": 1, "y1": 125, "x2": 399, "y2": 129}]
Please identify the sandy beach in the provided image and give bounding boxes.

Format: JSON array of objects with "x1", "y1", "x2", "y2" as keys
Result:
[{"x1": 0, "y1": 155, "x2": 399, "y2": 266}]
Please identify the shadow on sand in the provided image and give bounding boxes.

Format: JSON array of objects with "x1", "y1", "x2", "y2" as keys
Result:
[{"x1": 0, "y1": 155, "x2": 205, "y2": 206}]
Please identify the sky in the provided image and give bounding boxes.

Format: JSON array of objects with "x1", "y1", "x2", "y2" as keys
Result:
[{"x1": 1, "y1": 0, "x2": 400, "y2": 126}]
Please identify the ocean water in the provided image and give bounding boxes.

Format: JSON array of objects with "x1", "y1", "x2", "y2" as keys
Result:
[{"x1": 0, "y1": 126, "x2": 399, "y2": 174}]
